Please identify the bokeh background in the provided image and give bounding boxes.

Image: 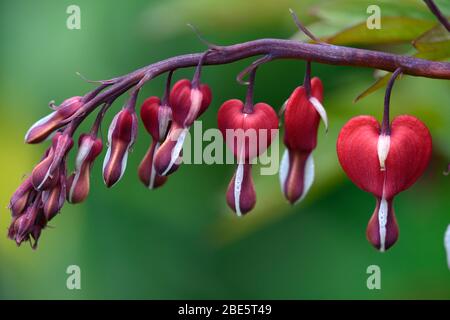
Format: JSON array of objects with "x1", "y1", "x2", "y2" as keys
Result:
[{"x1": 0, "y1": 0, "x2": 449, "y2": 299}]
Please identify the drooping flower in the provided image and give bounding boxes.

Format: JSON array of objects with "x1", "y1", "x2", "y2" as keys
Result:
[
  {"x1": 218, "y1": 99, "x2": 278, "y2": 216},
  {"x1": 337, "y1": 115, "x2": 432, "y2": 251},
  {"x1": 67, "y1": 133, "x2": 103, "y2": 203},
  {"x1": 280, "y1": 77, "x2": 327, "y2": 204},
  {"x1": 138, "y1": 96, "x2": 171, "y2": 189},
  {"x1": 25, "y1": 96, "x2": 83, "y2": 144},
  {"x1": 102, "y1": 107, "x2": 138, "y2": 187},
  {"x1": 153, "y1": 78, "x2": 212, "y2": 176}
]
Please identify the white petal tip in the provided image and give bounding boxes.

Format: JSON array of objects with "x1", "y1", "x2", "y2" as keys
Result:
[{"x1": 309, "y1": 97, "x2": 328, "y2": 132}]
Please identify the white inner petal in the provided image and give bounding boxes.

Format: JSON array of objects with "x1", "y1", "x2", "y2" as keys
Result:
[
  {"x1": 69, "y1": 169, "x2": 82, "y2": 202},
  {"x1": 75, "y1": 140, "x2": 94, "y2": 170},
  {"x1": 378, "y1": 196, "x2": 388, "y2": 252},
  {"x1": 444, "y1": 225, "x2": 450, "y2": 269},
  {"x1": 309, "y1": 97, "x2": 328, "y2": 132},
  {"x1": 162, "y1": 128, "x2": 188, "y2": 176},
  {"x1": 148, "y1": 142, "x2": 160, "y2": 189},
  {"x1": 298, "y1": 153, "x2": 315, "y2": 204},
  {"x1": 234, "y1": 162, "x2": 244, "y2": 217},
  {"x1": 279, "y1": 149, "x2": 290, "y2": 195},
  {"x1": 184, "y1": 89, "x2": 203, "y2": 126},
  {"x1": 102, "y1": 145, "x2": 112, "y2": 182},
  {"x1": 377, "y1": 134, "x2": 391, "y2": 171},
  {"x1": 24, "y1": 111, "x2": 56, "y2": 141}
]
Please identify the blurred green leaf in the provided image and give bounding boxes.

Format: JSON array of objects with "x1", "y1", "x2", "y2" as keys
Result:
[{"x1": 326, "y1": 17, "x2": 435, "y2": 45}]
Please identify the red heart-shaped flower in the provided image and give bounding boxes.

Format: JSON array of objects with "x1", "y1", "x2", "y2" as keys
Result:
[
  {"x1": 217, "y1": 99, "x2": 278, "y2": 161},
  {"x1": 337, "y1": 115, "x2": 432, "y2": 199},
  {"x1": 337, "y1": 114, "x2": 432, "y2": 251}
]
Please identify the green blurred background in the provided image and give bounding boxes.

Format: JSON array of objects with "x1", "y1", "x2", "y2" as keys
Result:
[{"x1": 0, "y1": 0, "x2": 449, "y2": 299}]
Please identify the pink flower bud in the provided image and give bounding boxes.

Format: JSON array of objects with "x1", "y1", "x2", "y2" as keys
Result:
[
  {"x1": 169, "y1": 79, "x2": 212, "y2": 127},
  {"x1": 337, "y1": 115, "x2": 432, "y2": 251},
  {"x1": 8, "y1": 198, "x2": 45, "y2": 248},
  {"x1": 153, "y1": 79, "x2": 212, "y2": 176},
  {"x1": 140, "y1": 96, "x2": 172, "y2": 142},
  {"x1": 25, "y1": 96, "x2": 83, "y2": 144},
  {"x1": 9, "y1": 177, "x2": 34, "y2": 217},
  {"x1": 42, "y1": 171, "x2": 66, "y2": 221},
  {"x1": 102, "y1": 108, "x2": 138, "y2": 187},
  {"x1": 217, "y1": 98, "x2": 278, "y2": 216},
  {"x1": 138, "y1": 97, "x2": 170, "y2": 189},
  {"x1": 67, "y1": 134, "x2": 103, "y2": 203},
  {"x1": 280, "y1": 77, "x2": 326, "y2": 204},
  {"x1": 31, "y1": 132, "x2": 73, "y2": 190}
]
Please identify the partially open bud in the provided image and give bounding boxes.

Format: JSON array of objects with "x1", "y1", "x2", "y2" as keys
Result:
[
  {"x1": 25, "y1": 96, "x2": 83, "y2": 144},
  {"x1": 67, "y1": 134, "x2": 103, "y2": 203},
  {"x1": 102, "y1": 108, "x2": 138, "y2": 187},
  {"x1": 280, "y1": 77, "x2": 325, "y2": 204},
  {"x1": 337, "y1": 115, "x2": 432, "y2": 251},
  {"x1": 154, "y1": 79, "x2": 212, "y2": 176},
  {"x1": 169, "y1": 79, "x2": 212, "y2": 127},
  {"x1": 42, "y1": 169, "x2": 66, "y2": 221},
  {"x1": 31, "y1": 132, "x2": 73, "y2": 190},
  {"x1": 218, "y1": 98, "x2": 278, "y2": 216},
  {"x1": 139, "y1": 97, "x2": 171, "y2": 189},
  {"x1": 9, "y1": 177, "x2": 34, "y2": 217}
]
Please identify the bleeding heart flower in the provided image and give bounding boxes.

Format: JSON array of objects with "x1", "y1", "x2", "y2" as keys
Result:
[
  {"x1": 153, "y1": 79, "x2": 212, "y2": 176},
  {"x1": 25, "y1": 96, "x2": 83, "y2": 144},
  {"x1": 31, "y1": 132, "x2": 73, "y2": 190},
  {"x1": 102, "y1": 107, "x2": 138, "y2": 187},
  {"x1": 218, "y1": 99, "x2": 278, "y2": 216},
  {"x1": 337, "y1": 115, "x2": 432, "y2": 251},
  {"x1": 280, "y1": 77, "x2": 327, "y2": 204},
  {"x1": 67, "y1": 133, "x2": 103, "y2": 203},
  {"x1": 138, "y1": 96, "x2": 171, "y2": 189}
]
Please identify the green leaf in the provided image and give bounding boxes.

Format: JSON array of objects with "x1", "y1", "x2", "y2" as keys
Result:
[
  {"x1": 326, "y1": 17, "x2": 435, "y2": 45},
  {"x1": 354, "y1": 73, "x2": 391, "y2": 102}
]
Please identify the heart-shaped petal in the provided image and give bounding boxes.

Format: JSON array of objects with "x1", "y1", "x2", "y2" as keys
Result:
[
  {"x1": 217, "y1": 99, "x2": 278, "y2": 161},
  {"x1": 337, "y1": 115, "x2": 432, "y2": 198}
]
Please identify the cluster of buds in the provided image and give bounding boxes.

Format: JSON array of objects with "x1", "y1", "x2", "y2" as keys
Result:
[{"x1": 9, "y1": 93, "x2": 84, "y2": 247}]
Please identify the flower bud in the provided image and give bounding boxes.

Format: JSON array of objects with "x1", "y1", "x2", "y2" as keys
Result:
[
  {"x1": 102, "y1": 108, "x2": 138, "y2": 187},
  {"x1": 337, "y1": 115, "x2": 432, "y2": 251},
  {"x1": 9, "y1": 177, "x2": 34, "y2": 217},
  {"x1": 8, "y1": 198, "x2": 44, "y2": 247},
  {"x1": 140, "y1": 96, "x2": 172, "y2": 142},
  {"x1": 280, "y1": 77, "x2": 326, "y2": 204},
  {"x1": 67, "y1": 134, "x2": 103, "y2": 203},
  {"x1": 42, "y1": 170, "x2": 66, "y2": 221},
  {"x1": 169, "y1": 79, "x2": 212, "y2": 127},
  {"x1": 31, "y1": 132, "x2": 73, "y2": 190},
  {"x1": 25, "y1": 96, "x2": 83, "y2": 144},
  {"x1": 139, "y1": 97, "x2": 170, "y2": 188}
]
